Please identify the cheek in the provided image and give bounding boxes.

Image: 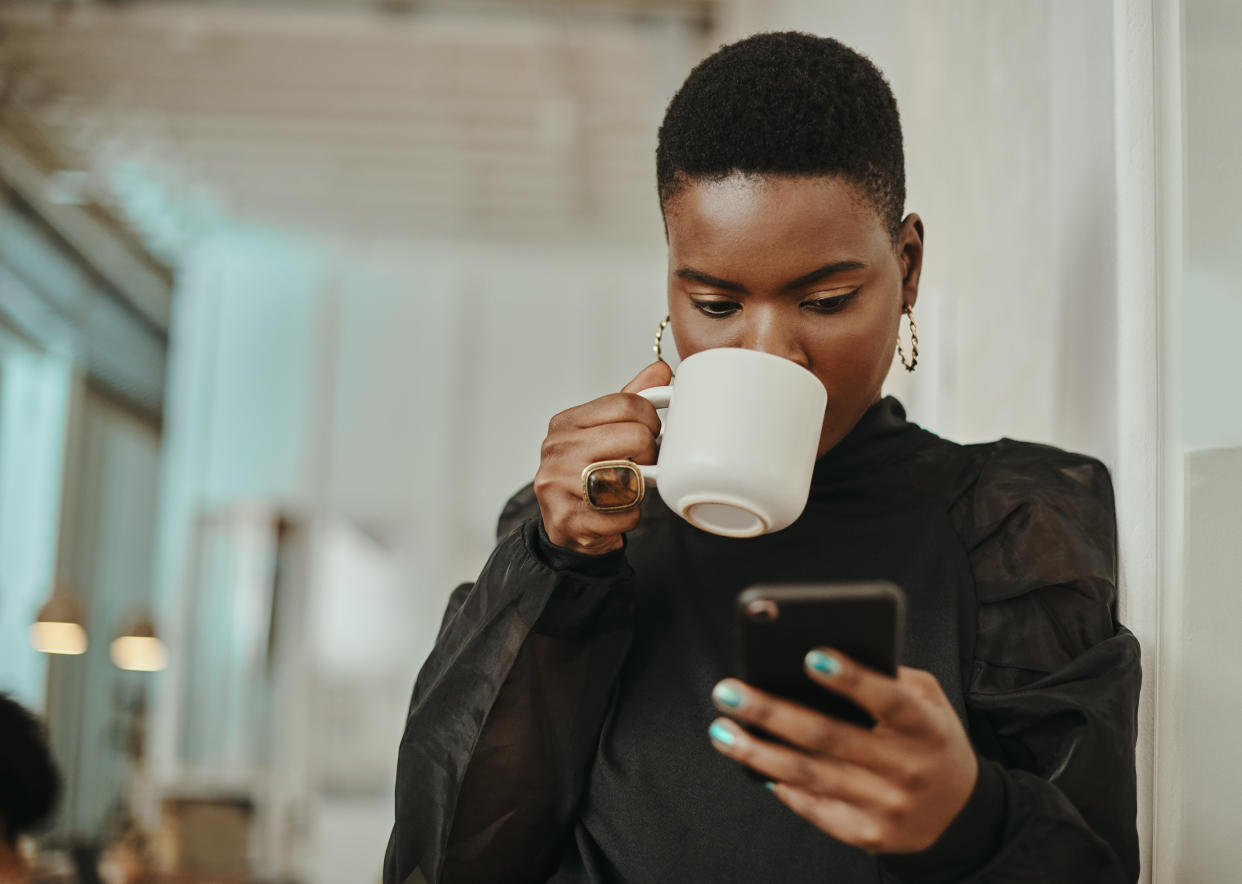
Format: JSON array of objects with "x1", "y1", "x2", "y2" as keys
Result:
[{"x1": 806, "y1": 309, "x2": 898, "y2": 381}]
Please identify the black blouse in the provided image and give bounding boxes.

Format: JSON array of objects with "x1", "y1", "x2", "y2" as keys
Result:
[{"x1": 384, "y1": 397, "x2": 1141, "y2": 884}]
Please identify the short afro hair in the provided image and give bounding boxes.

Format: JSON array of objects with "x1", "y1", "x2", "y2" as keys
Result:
[
  {"x1": 0, "y1": 694, "x2": 60, "y2": 846},
  {"x1": 656, "y1": 31, "x2": 906, "y2": 238}
]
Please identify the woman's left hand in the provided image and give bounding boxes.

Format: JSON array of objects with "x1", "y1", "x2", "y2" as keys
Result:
[{"x1": 708, "y1": 650, "x2": 978, "y2": 855}]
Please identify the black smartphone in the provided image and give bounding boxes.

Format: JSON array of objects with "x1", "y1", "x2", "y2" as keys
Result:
[{"x1": 735, "y1": 582, "x2": 906, "y2": 729}]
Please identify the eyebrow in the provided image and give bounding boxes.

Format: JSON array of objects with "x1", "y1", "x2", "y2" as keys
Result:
[
  {"x1": 674, "y1": 260, "x2": 868, "y2": 294},
  {"x1": 782, "y1": 260, "x2": 868, "y2": 290},
  {"x1": 673, "y1": 268, "x2": 748, "y2": 292}
]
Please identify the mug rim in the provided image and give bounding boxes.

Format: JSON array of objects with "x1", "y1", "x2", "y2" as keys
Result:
[{"x1": 676, "y1": 347, "x2": 825, "y2": 395}]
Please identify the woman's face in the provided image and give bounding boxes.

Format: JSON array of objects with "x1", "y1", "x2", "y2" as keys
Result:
[{"x1": 664, "y1": 173, "x2": 924, "y2": 458}]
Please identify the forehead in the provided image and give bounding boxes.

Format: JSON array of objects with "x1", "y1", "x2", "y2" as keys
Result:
[{"x1": 665, "y1": 174, "x2": 889, "y2": 272}]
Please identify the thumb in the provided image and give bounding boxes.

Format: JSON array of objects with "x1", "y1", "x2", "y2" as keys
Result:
[{"x1": 621, "y1": 360, "x2": 674, "y2": 395}]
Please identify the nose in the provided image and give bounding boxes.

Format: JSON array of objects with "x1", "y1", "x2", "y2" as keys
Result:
[{"x1": 740, "y1": 307, "x2": 812, "y2": 368}]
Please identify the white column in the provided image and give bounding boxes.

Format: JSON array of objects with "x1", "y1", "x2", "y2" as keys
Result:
[{"x1": 1112, "y1": 1, "x2": 1184, "y2": 881}]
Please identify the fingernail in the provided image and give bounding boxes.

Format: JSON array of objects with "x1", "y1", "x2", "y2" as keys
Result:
[
  {"x1": 712, "y1": 682, "x2": 744, "y2": 709},
  {"x1": 709, "y1": 721, "x2": 735, "y2": 747},
  {"x1": 806, "y1": 649, "x2": 840, "y2": 675},
  {"x1": 764, "y1": 781, "x2": 776, "y2": 793}
]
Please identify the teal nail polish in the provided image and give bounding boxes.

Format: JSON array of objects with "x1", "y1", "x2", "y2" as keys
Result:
[
  {"x1": 765, "y1": 781, "x2": 776, "y2": 793},
  {"x1": 712, "y1": 682, "x2": 744, "y2": 709},
  {"x1": 806, "y1": 649, "x2": 840, "y2": 675},
  {"x1": 709, "y1": 721, "x2": 735, "y2": 747}
]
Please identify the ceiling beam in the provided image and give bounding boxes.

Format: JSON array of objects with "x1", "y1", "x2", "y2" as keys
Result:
[{"x1": 0, "y1": 104, "x2": 173, "y2": 332}]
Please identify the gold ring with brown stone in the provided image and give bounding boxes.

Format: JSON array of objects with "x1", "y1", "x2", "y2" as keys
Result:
[{"x1": 581, "y1": 459, "x2": 646, "y2": 512}]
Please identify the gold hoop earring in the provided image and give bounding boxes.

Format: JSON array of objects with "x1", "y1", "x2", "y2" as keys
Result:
[
  {"x1": 897, "y1": 304, "x2": 918, "y2": 372},
  {"x1": 653, "y1": 314, "x2": 671, "y2": 363}
]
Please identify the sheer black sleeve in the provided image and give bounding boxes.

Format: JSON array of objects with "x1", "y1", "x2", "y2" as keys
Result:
[
  {"x1": 946, "y1": 442, "x2": 1141, "y2": 883},
  {"x1": 383, "y1": 486, "x2": 634, "y2": 884}
]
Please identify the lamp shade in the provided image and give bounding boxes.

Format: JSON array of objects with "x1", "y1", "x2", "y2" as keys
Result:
[
  {"x1": 110, "y1": 616, "x2": 167, "y2": 672},
  {"x1": 30, "y1": 593, "x2": 88, "y2": 655}
]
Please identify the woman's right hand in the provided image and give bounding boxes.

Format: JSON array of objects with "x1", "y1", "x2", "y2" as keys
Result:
[{"x1": 534, "y1": 361, "x2": 673, "y2": 555}]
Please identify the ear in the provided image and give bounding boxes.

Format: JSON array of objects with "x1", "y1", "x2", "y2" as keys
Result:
[{"x1": 897, "y1": 213, "x2": 924, "y2": 310}]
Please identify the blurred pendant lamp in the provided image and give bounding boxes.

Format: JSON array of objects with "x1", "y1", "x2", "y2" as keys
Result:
[
  {"x1": 29, "y1": 590, "x2": 89, "y2": 655},
  {"x1": 110, "y1": 615, "x2": 167, "y2": 672}
]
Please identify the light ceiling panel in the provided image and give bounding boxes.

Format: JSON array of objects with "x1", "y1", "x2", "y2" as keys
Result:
[{"x1": 0, "y1": 2, "x2": 703, "y2": 256}]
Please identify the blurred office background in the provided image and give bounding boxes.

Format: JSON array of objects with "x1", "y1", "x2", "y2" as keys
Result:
[{"x1": 0, "y1": 0, "x2": 1235, "y2": 882}]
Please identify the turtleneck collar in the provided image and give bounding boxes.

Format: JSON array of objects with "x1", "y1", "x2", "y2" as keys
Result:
[{"x1": 810, "y1": 396, "x2": 928, "y2": 491}]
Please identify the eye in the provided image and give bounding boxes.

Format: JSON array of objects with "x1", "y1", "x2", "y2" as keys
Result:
[
  {"x1": 801, "y1": 289, "x2": 860, "y2": 314},
  {"x1": 691, "y1": 299, "x2": 741, "y2": 318}
]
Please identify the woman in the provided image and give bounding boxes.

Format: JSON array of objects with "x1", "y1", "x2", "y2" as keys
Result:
[{"x1": 385, "y1": 32, "x2": 1140, "y2": 884}]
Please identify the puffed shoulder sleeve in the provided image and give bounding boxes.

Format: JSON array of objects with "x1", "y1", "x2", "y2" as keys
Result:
[
  {"x1": 959, "y1": 442, "x2": 1141, "y2": 883},
  {"x1": 384, "y1": 485, "x2": 635, "y2": 884}
]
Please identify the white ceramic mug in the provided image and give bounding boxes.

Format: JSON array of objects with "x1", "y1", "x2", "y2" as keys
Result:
[{"x1": 635, "y1": 347, "x2": 827, "y2": 538}]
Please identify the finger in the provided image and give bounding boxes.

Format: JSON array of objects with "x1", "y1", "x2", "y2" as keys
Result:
[
  {"x1": 549, "y1": 532, "x2": 624, "y2": 556},
  {"x1": 536, "y1": 467, "x2": 643, "y2": 540},
  {"x1": 897, "y1": 667, "x2": 951, "y2": 708},
  {"x1": 708, "y1": 718, "x2": 901, "y2": 810},
  {"x1": 541, "y1": 422, "x2": 659, "y2": 469},
  {"x1": 804, "y1": 649, "x2": 928, "y2": 734},
  {"x1": 550, "y1": 393, "x2": 662, "y2": 436},
  {"x1": 710, "y1": 679, "x2": 896, "y2": 774},
  {"x1": 539, "y1": 502, "x2": 641, "y2": 554},
  {"x1": 569, "y1": 506, "x2": 644, "y2": 538},
  {"x1": 537, "y1": 507, "x2": 639, "y2": 555},
  {"x1": 770, "y1": 782, "x2": 887, "y2": 854},
  {"x1": 573, "y1": 422, "x2": 659, "y2": 465},
  {"x1": 621, "y1": 360, "x2": 673, "y2": 395}
]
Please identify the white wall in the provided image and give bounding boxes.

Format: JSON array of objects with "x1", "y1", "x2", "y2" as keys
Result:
[
  {"x1": 1181, "y1": 0, "x2": 1242, "y2": 452},
  {"x1": 1156, "y1": 0, "x2": 1242, "y2": 880},
  {"x1": 1175, "y1": 448, "x2": 1242, "y2": 882}
]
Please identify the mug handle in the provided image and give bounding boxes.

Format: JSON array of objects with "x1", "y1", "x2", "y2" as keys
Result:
[{"x1": 634, "y1": 385, "x2": 672, "y2": 485}]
